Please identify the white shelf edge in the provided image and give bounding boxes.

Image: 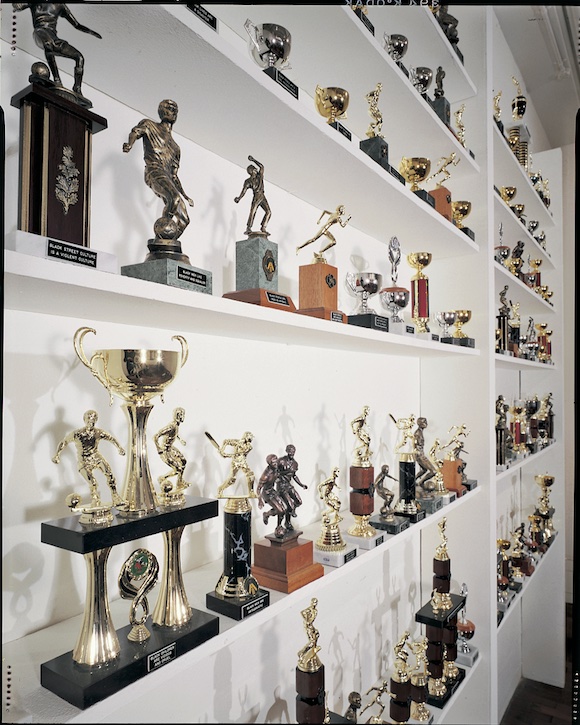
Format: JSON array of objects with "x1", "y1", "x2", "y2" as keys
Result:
[
  {"x1": 494, "y1": 352, "x2": 557, "y2": 371},
  {"x1": 494, "y1": 261, "x2": 557, "y2": 314},
  {"x1": 495, "y1": 440, "x2": 559, "y2": 482}
]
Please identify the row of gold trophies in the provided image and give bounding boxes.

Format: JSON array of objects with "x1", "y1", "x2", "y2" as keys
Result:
[
  {"x1": 296, "y1": 518, "x2": 477, "y2": 724},
  {"x1": 493, "y1": 76, "x2": 552, "y2": 210},
  {"x1": 495, "y1": 221, "x2": 553, "y2": 304},
  {"x1": 495, "y1": 393, "x2": 555, "y2": 470},
  {"x1": 496, "y1": 284, "x2": 554, "y2": 363},
  {"x1": 497, "y1": 474, "x2": 557, "y2": 622}
]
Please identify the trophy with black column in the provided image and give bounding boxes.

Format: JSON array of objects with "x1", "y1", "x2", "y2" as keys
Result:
[{"x1": 391, "y1": 413, "x2": 425, "y2": 523}]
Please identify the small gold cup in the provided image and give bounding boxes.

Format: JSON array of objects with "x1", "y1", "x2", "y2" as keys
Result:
[
  {"x1": 399, "y1": 156, "x2": 431, "y2": 192},
  {"x1": 315, "y1": 85, "x2": 349, "y2": 124},
  {"x1": 451, "y1": 200, "x2": 471, "y2": 229},
  {"x1": 452, "y1": 309, "x2": 472, "y2": 338},
  {"x1": 499, "y1": 186, "x2": 517, "y2": 203}
]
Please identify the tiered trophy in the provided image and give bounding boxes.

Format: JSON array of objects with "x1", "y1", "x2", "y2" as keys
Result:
[
  {"x1": 408, "y1": 637, "x2": 432, "y2": 723},
  {"x1": 496, "y1": 286, "x2": 511, "y2": 355},
  {"x1": 315, "y1": 85, "x2": 351, "y2": 140},
  {"x1": 384, "y1": 33, "x2": 410, "y2": 77},
  {"x1": 399, "y1": 157, "x2": 436, "y2": 208},
  {"x1": 121, "y1": 100, "x2": 213, "y2": 294},
  {"x1": 379, "y1": 236, "x2": 412, "y2": 335},
  {"x1": 415, "y1": 518, "x2": 466, "y2": 708},
  {"x1": 296, "y1": 206, "x2": 349, "y2": 322},
  {"x1": 205, "y1": 430, "x2": 270, "y2": 619},
  {"x1": 407, "y1": 252, "x2": 436, "y2": 339},
  {"x1": 426, "y1": 153, "x2": 460, "y2": 223},
  {"x1": 535, "y1": 323, "x2": 553, "y2": 364},
  {"x1": 391, "y1": 413, "x2": 426, "y2": 523},
  {"x1": 507, "y1": 76, "x2": 531, "y2": 171},
  {"x1": 433, "y1": 66, "x2": 451, "y2": 127},
  {"x1": 314, "y1": 468, "x2": 358, "y2": 567},
  {"x1": 223, "y1": 155, "x2": 296, "y2": 313},
  {"x1": 344, "y1": 407, "x2": 384, "y2": 550},
  {"x1": 360, "y1": 83, "x2": 390, "y2": 172},
  {"x1": 456, "y1": 583, "x2": 479, "y2": 666},
  {"x1": 9, "y1": 5, "x2": 113, "y2": 270},
  {"x1": 244, "y1": 19, "x2": 298, "y2": 98},
  {"x1": 346, "y1": 270, "x2": 389, "y2": 331},
  {"x1": 497, "y1": 538, "x2": 516, "y2": 611},
  {"x1": 253, "y1": 446, "x2": 324, "y2": 593},
  {"x1": 388, "y1": 632, "x2": 413, "y2": 724},
  {"x1": 534, "y1": 474, "x2": 557, "y2": 547}
]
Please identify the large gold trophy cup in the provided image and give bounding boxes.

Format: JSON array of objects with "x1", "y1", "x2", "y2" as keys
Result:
[{"x1": 74, "y1": 327, "x2": 189, "y2": 517}]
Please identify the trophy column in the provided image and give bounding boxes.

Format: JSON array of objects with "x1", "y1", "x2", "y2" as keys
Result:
[{"x1": 152, "y1": 526, "x2": 192, "y2": 628}]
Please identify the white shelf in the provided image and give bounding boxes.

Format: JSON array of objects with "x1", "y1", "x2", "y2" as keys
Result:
[
  {"x1": 494, "y1": 353, "x2": 556, "y2": 371},
  {"x1": 493, "y1": 261, "x2": 556, "y2": 315},
  {"x1": 493, "y1": 195, "x2": 555, "y2": 270},
  {"x1": 495, "y1": 441, "x2": 559, "y2": 483}
]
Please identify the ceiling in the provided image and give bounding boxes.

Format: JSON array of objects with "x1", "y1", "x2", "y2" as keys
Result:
[{"x1": 494, "y1": 4, "x2": 580, "y2": 149}]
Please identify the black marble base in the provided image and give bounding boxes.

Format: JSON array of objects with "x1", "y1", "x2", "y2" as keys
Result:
[
  {"x1": 329, "y1": 121, "x2": 352, "y2": 142},
  {"x1": 397, "y1": 60, "x2": 410, "y2": 77},
  {"x1": 416, "y1": 593, "x2": 466, "y2": 628},
  {"x1": 206, "y1": 588, "x2": 270, "y2": 621},
  {"x1": 328, "y1": 713, "x2": 350, "y2": 724},
  {"x1": 347, "y1": 313, "x2": 389, "y2": 332},
  {"x1": 497, "y1": 610, "x2": 504, "y2": 626},
  {"x1": 433, "y1": 96, "x2": 451, "y2": 126},
  {"x1": 419, "y1": 495, "x2": 444, "y2": 514},
  {"x1": 396, "y1": 508, "x2": 426, "y2": 524},
  {"x1": 463, "y1": 479, "x2": 478, "y2": 491},
  {"x1": 453, "y1": 45, "x2": 464, "y2": 64},
  {"x1": 427, "y1": 666, "x2": 466, "y2": 708},
  {"x1": 494, "y1": 118, "x2": 504, "y2": 135},
  {"x1": 387, "y1": 164, "x2": 406, "y2": 185},
  {"x1": 263, "y1": 66, "x2": 299, "y2": 99},
  {"x1": 413, "y1": 188, "x2": 436, "y2": 208},
  {"x1": 370, "y1": 514, "x2": 410, "y2": 534},
  {"x1": 360, "y1": 136, "x2": 389, "y2": 170},
  {"x1": 508, "y1": 581, "x2": 523, "y2": 594},
  {"x1": 459, "y1": 225, "x2": 476, "y2": 241},
  {"x1": 40, "y1": 609, "x2": 219, "y2": 709},
  {"x1": 442, "y1": 336, "x2": 475, "y2": 348},
  {"x1": 355, "y1": 7, "x2": 374, "y2": 35}
]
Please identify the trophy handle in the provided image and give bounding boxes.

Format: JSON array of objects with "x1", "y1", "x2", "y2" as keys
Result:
[
  {"x1": 172, "y1": 335, "x2": 189, "y2": 368},
  {"x1": 345, "y1": 272, "x2": 356, "y2": 294},
  {"x1": 74, "y1": 327, "x2": 114, "y2": 404},
  {"x1": 244, "y1": 18, "x2": 260, "y2": 50}
]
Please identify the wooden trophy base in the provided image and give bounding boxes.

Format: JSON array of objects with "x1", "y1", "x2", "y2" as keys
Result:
[
  {"x1": 441, "y1": 460, "x2": 467, "y2": 497},
  {"x1": 223, "y1": 288, "x2": 296, "y2": 312},
  {"x1": 253, "y1": 533, "x2": 324, "y2": 594},
  {"x1": 430, "y1": 186, "x2": 452, "y2": 222},
  {"x1": 296, "y1": 307, "x2": 348, "y2": 323},
  {"x1": 298, "y1": 262, "x2": 339, "y2": 318}
]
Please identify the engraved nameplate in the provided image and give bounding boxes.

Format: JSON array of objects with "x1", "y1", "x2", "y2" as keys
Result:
[{"x1": 47, "y1": 239, "x2": 97, "y2": 268}]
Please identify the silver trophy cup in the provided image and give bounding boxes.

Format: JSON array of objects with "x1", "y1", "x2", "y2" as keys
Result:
[
  {"x1": 384, "y1": 33, "x2": 409, "y2": 63},
  {"x1": 380, "y1": 287, "x2": 410, "y2": 323},
  {"x1": 346, "y1": 272, "x2": 383, "y2": 315},
  {"x1": 245, "y1": 19, "x2": 292, "y2": 70},
  {"x1": 409, "y1": 66, "x2": 433, "y2": 94}
]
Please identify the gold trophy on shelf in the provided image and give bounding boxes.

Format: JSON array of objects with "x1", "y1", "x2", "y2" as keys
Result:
[
  {"x1": 118, "y1": 548, "x2": 159, "y2": 642},
  {"x1": 346, "y1": 406, "x2": 378, "y2": 544},
  {"x1": 315, "y1": 84, "x2": 351, "y2": 138},
  {"x1": 399, "y1": 156, "x2": 435, "y2": 207},
  {"x1": 407, "y1": 252, "x2": 433, "y2": 336},
  {"x1": 314, "y1": 467, "x2": 357, "y2": 567},
  {"x1": 425, "y1": 152, "x2": 460, "y2": 222}
]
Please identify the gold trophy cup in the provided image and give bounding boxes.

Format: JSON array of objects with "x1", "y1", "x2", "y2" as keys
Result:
[
  {"x1": 315, "y1": 85, "x2": 349, "y2": 125},
  {"x1": 74, "y1": 327, "x2": 189, "y2": 517},
  {"x1": 451, "y1": 200, "x2": 471, "y2": 229},
  {"x1": 399, "y1": 157, "x2": 431, "y2": 192}
]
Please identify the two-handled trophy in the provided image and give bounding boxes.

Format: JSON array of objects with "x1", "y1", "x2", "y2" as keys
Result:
[
  {"x1": 384, "y1": 33, "x2": 410, "y2": 76},
  {"x1": 399, "y1": 157, "x2": 436, "y2": 208},
  {"x1": 346, "y1": 270, "x2": 389, "y2": 332},
  {"x1": 244, "y1": 19, "x2": 297, "y2": 98},
  {"x1": 315, "y1": 84, "x2": 351, "y2": 140}
]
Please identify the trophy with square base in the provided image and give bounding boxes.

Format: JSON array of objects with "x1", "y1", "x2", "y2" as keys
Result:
[
  {"x1": 433, "y1": 66, "x2": 451, "y2": 127},
  {"x1": 368, "y1": 463, "x2": 410, "y2": 537},
  {"x1": 315, "y1": 85, "x2": 351, "y2": 140},
  {"x1": 9, "y1": 7, "x2": 113, "y2": 268},
  {"x1": 379, "y1": 236, "x2": 412, "y2": 336},
  {"x1": 524, "y1": 258, "x2": 542, "y2": 291},
  {"x1": 452, "y1": 200, "x2": 475, "y2": 241},
  {"x1": 407, "y1": 252, "x2": 437, "y2": 339},
  {"x1": 223, "y1": 155, "x2": 296, "y2": 313},
  {"x1": 436, "y1": 311, "x2": 456, "y2": 345},
  {"x1": 413, "y1": 417, "x2": 445, "y2": 514},
  {"x1": 296, "y1": 598, "x2": 326, "y2": 725},
  {"x1": 360, "y1": 83, "x2": 390, "y2": 171},
  {"x1": 73, "y1": 327, "x2": 189, "y2": 518},
  {"x1": 121, "y1": 100, "x2": 212, "y2": 294},
  {"x1": 253, "y1": 446, "x2": 324, "y2": 593},
  {"x1": 440, "y1": 424, "x2": 471, "y2": 497},
  {"x1": 497, "y1": 395, "x2": 514, "y2": 470},
  {"x1": 384, "y1": 33, "x2": 410, "y2": 77},
  {"x1": 52, "y1": 409, "x2": 126, "y2": 527},
  {"x1": 314, "y1": 467, "x2": 357, "y2": 567},
  {"x1": 535, "y1": 323, "x2": 552, "y2": 364},
  {"x1": 389, "y1": 632, "x2": 413, "y2": 725},
  {"x1": 351, "y1": 3, "x2": 375, "y2": 35},
  {"x1": 296, "y1": 206, "x2": 349, "y2": 322},
  {"x1": 391, "y1": 414, "x2": 425, "y2": 523},
  {"x1": 205, "y1": 431, "x2": 270, "y2": 620},
  {"x1": 426, "y1": 153, "x2": 459, "y2": 222},
  {"x1": 408, "y1": 637, "x2": 432, "y2": 723},
  {"x1": 346, "y1": 271, "x2": 389, "y2": 332},
  {"x1": 399, "y1": 157, "x2": 436, "y2": 208},
  {"x1": 118, "y1": 548, "x2": 159, "y2": 643},
  {"x1": 436, "y1": 5, "x2": 463, "y2": 63},
  {"x1": 244, "y1": 19, "x2": 298, "y2": 99},
  {"x1": 449, "y1": 309, "x2": 475, "y2": 347},
  {"x1": 509, "y1": 400, "x2": 529, "y2": 457},
  {"x1": 534, "y1": 474, "x2": 556, "y2": 546},
  {"x1": 344, "y1": 407, "x2": 384, "y2": 550},
  {"x1": 456, "y1": 583, "x2": 478, "y2": 666}
]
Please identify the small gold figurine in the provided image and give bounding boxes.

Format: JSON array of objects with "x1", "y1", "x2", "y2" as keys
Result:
[
  {"x1": 296, "y1": 205, "x2": 351, "y2": 264},
  {"x1": 297, "y1": 597, "x2": 322, "y2": 672},
  {"x1": 493, "y1": 90, "x2": 502, "y2": 122},
  {"x1": 435, "y1": 517, "x2": 450, "y2": 561},
  {"x1": 425, "y1": 152, "x2": 459, "y2": 187},
  {"x1": 154, "y1": 407, "x2": 190, "y2": 505},
  {"x1": 350, "y1": 405, "x2": 373, "y2": 467},
  {"x1": 364, "y1": 82, "x2": 384, "y2": 139},
  {"x1": 206, "y1": 430, "x2": 257, "y2": 499},
  {"x1": 359, "y1": 679, "x2": 390, "y2": 723},
  {"x1": 52, "y1": 409, "x2": 125, "y2": 523},
  {"x1": 392, "y1": 413, "x2": 417, "y2": 455},
  {"x1": 454, "y1": 103, "x2": 466, "y2": 147}
]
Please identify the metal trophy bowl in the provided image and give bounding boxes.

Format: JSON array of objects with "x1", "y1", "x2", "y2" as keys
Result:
[
  {"x1": 244, "y1": 19, "x2": 292, "y2": 70},
  {"x1": 510, "y1": 203, "x2": 525, "y2": 220},
  {"x1": 384, "y1": 33, "x2": 409, "y2": 62},
  {"x1": 528, "y1": 219, "x2": 540, "y2": 235},
  {"x1": 409, "y1": 66, "x2": 433, "y2": 94},
  {"x1": 346, "y1": 271, "x2": 382, "y2": 315},
  {"x1": 494, "y1": 245, "x2": 511, "y2": 265},
  {"x1": 499, "y1": 186, "x2": 517, "y2": 204},
  {"x1": 436, "y1": 310, "x2": 457, "y2": 337},
  {"x1": 380, "y1": 286, "x2": 410, "y2": 323},
  {"x1": 74, "y1": 327, "x2": 189, "y2": 517},
  {"x1": 399, "y1": 156, "x2": 431, "y2": 192},
  {"x1": 315, "y1": 85, "x2": 350, "y2": 124},
  {"x1": 451, "y1": 200, "x2": 472, "y2": 229},
  {"x1": 452, "y1": 309, "x2": 472, "y2": 339}
]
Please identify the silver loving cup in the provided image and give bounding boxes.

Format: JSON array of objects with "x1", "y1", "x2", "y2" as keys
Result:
[
  {"x1": 244, "y1": 19, "x2": 292, "y2": 70},
  {"x1": 346, "y1": 272, "x2": 383, "y2": 315},
  {"x1": 384, "y1": 33, "x2": 409, "y2": 62},
  {"x1": 380, "y1": 288, "x2": 410, "y2": 323},
  {"x1": 409, "y1": 66, "x2": 433, "y2": 94},
  {"x1": 436, "y1": 311, "x2": 457, "y2": 337}
]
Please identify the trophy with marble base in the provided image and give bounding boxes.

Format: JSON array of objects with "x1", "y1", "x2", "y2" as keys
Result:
[
  {"x1": 296, "y1": 206, "x2": 349, "y2": 322},
  {"x1": 360, "y1": 83, "x2": 390, "y2": 171},
  {"x1": 244, "y1": 19, "x2": 298, "y2": 99},
  {"x1": 448, "y1": 310, "x2": 475, "y2": 348},
  {"x1": 315, "y1": 85, "x2": 351, "y2": 141},
  {"x1": 399, "y1": 157, "x2": 436, "y2": 209},
  {"x1": 413, "y1": 418, "x2": 445, "y2": 514},
  {"x1": 205, "y1": 431, "x2": 269, "y2": 620},
  {"x1": 121, "y1": 100, "x2": 212, "y2": 295},
  {"x1": 408, "y1": 253, "x2": 439, "y2": 342},
  {"x1": 452, "y1": 200, "x2": 475, "y2": 241},
  {"x1": 384, "y1": 33, "x2": 410, "y2": 77},
  {"x1": 432, "y1": 66, "x2": 451, "y2": 127},
  {"x1": 534, "y1": 474, "x2": 557, "y2": 547},
  {"x1": 346, "y1": 271, "x2": 389, "y2": 332},
  {"x1": 391, "y1": 414, "x2": 425, "y2": 523},
  {"x1": 379, "y1": 236, "x2": 413, "y2": 337},
  {"x1": 369, "y1": 464, "x2": 410, "y2": 535},
  {"x1": 253, "y1": 447, "x2": 323, "y2": 593},
  {"x1": 344, "y1": 408, "x2": 384, "y2": 550},
  {"x1": 296, "y1": 598, "x2": 326, "y2": 725},
  {"x1": 223, "y1": 156, "x2": 296, "y2": 312},
  {"x1": 314, "y1": 468, "x2": 357, "y2": 567}
]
